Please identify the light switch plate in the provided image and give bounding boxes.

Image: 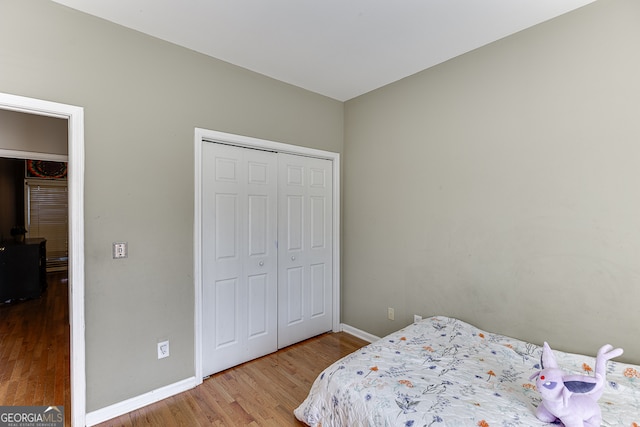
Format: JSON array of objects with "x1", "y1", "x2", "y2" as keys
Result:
[{"x1": 113, "y1": 242, "x2": 128, "y2": 259}]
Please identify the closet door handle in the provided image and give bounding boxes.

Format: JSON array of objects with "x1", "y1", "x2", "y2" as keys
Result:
[
  {"x1": 259, "y1": 261, "x2": 264, "y2": 267},
  {"x1": 291, "y1": 256, "x2": 296, "y2": 261}
]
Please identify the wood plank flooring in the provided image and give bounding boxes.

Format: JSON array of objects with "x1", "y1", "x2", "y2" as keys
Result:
[
  {"x1": 1, "y1": 271, "x2": 368, "y2": 426},
  {"x1": 97, "y1": 331, "x2": 367, "y2": 426},
  {"x1": 0, "y1": 272, "x2": 70, "y2": 425}
]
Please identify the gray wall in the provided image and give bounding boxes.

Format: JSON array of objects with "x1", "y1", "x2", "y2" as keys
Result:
[
  {"x1": 0, "y1": 0, "x2": 343, "y2": 412},
  {"x1": 344, "y1": 0, "x2": 640, "y2": 364},
  {"x1": 0, "y1": 109, "x2": 68, "y2": 155}
]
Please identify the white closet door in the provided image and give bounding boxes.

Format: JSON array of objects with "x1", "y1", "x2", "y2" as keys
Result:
[
  {"x1": 277, "y1": 154, "x2": 333, "y2": 348},
  {"x1": 202, "y1": 142, "x2": 278, "y2": 376}
]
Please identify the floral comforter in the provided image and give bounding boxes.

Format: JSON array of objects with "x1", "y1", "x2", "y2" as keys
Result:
[{"x1": 294, "y1": 316, "x2": 640, "y2": 427}]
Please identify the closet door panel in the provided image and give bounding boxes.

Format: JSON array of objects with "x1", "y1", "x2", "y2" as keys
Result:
[
  {"x1": 248, "y1": 195, "x2": 268, "y2": 256},
  {"x1": 310, "y1": 263, "x2": 327, "y2": 318},
  {"x1": 247, "y1": 273, "x2": 268, "y2": 337},
  {"x1": 286, "y1": 195, "x2": 304, "y2": 251},
  {"x1": 214, "y1": 278, "x2": 238, "y2": 347},
  {"x1": 202, "y1": 142, "x2": 278, "y2": 376},
  {"x1": 278, "y1": 154, "x2": 333, "y2": 348},
  {"x1": 215, "y1": 194, "x2": 238, "y2": 260},
  {"x1": 310, "y1": 196, "x2": 326, "y2": 249},
  {"x1": 286, "y1": 266, "x2": 304, "y2": 325}
]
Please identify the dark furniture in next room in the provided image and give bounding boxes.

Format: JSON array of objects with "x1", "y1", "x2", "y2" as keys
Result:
[{"x1": 0, "y1": 238, "x2": 47, "y2": 302}]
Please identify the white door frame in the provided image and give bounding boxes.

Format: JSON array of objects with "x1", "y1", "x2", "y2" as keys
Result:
[
  {"x1": 194, "y1": 128, "x2": 340, "y2": 382},
  {"x1": 0, "y1": 92, "x2": 86, "y2": 427}
]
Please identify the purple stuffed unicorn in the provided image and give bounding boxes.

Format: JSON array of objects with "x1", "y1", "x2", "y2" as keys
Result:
[{"x1": 530, "y1": 342, "x2": 623, "y2": 427}]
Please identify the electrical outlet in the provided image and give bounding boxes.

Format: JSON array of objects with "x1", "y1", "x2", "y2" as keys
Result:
[
  {"x1": 113, "y1": 242, "x2": 128, "y2": 259},
  {"x1": 387, "y1": 307, "x2": 395, "y2": 320},
  {"x1": 157, "y1": 340, "x2": 170, "y2": 359},
  {"x1": 414, "y1": 314, "x2": 422, "y2": 323}
]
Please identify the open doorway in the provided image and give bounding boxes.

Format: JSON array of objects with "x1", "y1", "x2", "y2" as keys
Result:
[
  {"x1": 1, "y1": 154, "x2": 69, "y2": 418},
  {"x1": 0, "y1": 92, "x2": 85, "y2": 426}
]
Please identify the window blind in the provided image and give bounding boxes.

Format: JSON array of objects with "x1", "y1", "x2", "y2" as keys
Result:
[{"x1": 25, "y1": 179, "x2": 68, "y2": 271}]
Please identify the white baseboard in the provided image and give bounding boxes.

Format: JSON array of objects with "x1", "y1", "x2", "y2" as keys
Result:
[
  {"x1": 85, "y1": 376, "x2": 199, "y2": 426},
  {"x1": 86, "y1": 329, "x2": 376, "y2": 426},
  {"x1": 340, "y1": 323, "x2": 380, "y2": 343}
]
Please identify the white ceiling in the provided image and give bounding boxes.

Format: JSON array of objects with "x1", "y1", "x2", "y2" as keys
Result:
[{"x1": 51, "y1": 0, "x2": 596, "y2": 101}]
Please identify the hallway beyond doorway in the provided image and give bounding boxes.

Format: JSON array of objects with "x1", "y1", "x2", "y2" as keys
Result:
[{"x1": 0, "y1": 272, "x2": 70, "y2": 426}]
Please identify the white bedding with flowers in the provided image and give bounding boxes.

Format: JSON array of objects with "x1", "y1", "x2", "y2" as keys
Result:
[{"x1": 294, "y1": 316, "x2": 640, "y2": 427}]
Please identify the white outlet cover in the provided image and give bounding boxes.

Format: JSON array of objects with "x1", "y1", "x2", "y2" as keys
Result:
[{"x1": 157, "y1": 340, "x2": 169, "y2": 359}]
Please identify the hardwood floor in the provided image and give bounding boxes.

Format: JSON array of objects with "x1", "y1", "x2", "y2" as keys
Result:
[
  {"x1": 1, "y1": 272, "x2": 368, "y2": 426},
  {"x1": 0, "y1": 273, "x2": 367, "y2": 427},
  {"x1": 0, "y1": 272, "x2": 70, "y2": 425},
  {"x1": 97, "y1": 331, "x2": 367, "y2": 426}
]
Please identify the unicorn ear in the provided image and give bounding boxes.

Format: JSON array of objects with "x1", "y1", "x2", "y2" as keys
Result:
[{"x1": 541, "y1": 342, "x2": 558, "y2": 369}]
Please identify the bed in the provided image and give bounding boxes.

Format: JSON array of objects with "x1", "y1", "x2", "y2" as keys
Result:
[{"x1": 294, "y1": 316, "x2": 640, "y2": 426}]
